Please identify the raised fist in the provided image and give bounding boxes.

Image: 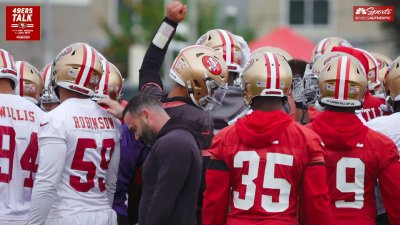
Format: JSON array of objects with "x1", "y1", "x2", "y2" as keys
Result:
[{"x1": 166, "y1": 0, "x2": 187, "y2": 23}]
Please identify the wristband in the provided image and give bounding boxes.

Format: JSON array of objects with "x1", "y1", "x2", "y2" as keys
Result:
[{"x1": 152, "y1": 22, "x2": 175, "y2": 49}]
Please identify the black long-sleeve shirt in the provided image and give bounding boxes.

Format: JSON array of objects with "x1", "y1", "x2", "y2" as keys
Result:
[{"x1": 139, "y1": 17, "x2": 214, "y2": 149}]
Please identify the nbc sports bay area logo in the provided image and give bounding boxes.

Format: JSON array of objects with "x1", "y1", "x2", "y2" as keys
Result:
[{"x1": 353, "y1": 6, "x2": 394, "y2": 22}]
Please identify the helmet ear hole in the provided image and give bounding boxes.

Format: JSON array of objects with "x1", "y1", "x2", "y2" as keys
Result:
[
  {"x1": 71, "y1": 50, "x2": 76, "y2": 56},
  {"x1": 208, "y1": 36, "x2": 212, "y2": 41},
  {"x1": 193, "y1": 80, "x2": 201, "y2": 89},
  {"x1": 397, "y1": 63, "x2": 399, "y2": 68},
  {"x1": 327, "y1": 66, "x2": 331, "y2": 71}
]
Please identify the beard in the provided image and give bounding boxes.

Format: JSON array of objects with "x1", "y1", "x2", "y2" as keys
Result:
[{"x1": 139, "y1": 120, "x2": 158, "y2": 146}]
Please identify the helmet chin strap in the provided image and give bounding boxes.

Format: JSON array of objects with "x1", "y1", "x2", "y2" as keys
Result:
[
  {"x1": 189, "y1": 92, "x2": 200, "y2": 108},
  {"x1": 54, "y1": 86, "x2": 60, "y2": 100},
  {"x1": 186, "y1": 81, "x2": 201, "y2": 108}
]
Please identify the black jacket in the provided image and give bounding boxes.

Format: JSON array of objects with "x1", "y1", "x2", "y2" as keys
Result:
[{"x1": 139, "y1": 118, "x2": 202, "y2": 225}]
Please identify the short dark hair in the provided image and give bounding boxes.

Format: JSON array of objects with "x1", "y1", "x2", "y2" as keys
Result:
[
  {"x1": 288, "y1": 59, "x2": 308, "y2": 79},
  {"x1": 122, "y1": 93, "x2": 163, "y2": 118}
]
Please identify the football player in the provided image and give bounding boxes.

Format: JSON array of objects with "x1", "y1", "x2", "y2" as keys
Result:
[
  {"x1": 15, "y1": 61, "x2": 44, "y2": 106},
  {"x1": 99, "y1": 1, "x2": 227, "y2": 151},
  {"x1": 249, "y1": 47, "x2": 300, "y2": 121},
  {"x1": 196, "y1": 29, "x2": 251, "y2": 132},
  {"x1": 92, "y1": 59, "x2": 123, "y2": 103},
  {"x1": 366, "y1": 56, "x2": 400, "y2": 225},
  {"x1": 39, "y1": 63, "x2": 60, "y2": 112},
  {"x1": 97, "y1": 4, "x2": 228, "y2": 224},
  {"x1": 307, "y1": 55, "x2": 400, "y2": 224},
  {"x1": 330, "y1": 46, "x2": 388, "y2": 122},
  {"x1": 202, "y1": 52, "x2": 332, "y2": 225},
  {"x1": 0, "y1": 49, "x2": 44, "y2": 225},
  {"x1": 27, "y1": 43, "x2": 121, "y2": 225},
  {"x1": 94, "y1": 59, "x2": 151, "y2": 225},
  {"x1": 370, "y1": 52, "x2": 392, "y2": 96}
]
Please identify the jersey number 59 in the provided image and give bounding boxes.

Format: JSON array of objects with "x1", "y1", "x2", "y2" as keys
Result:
[{"x1": 70, "y1": 138, "x2": 115, "y2": 192}]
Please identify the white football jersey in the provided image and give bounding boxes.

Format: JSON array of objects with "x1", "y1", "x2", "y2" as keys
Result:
[
  {"x1": 366, "y1": 112, "x2": 400, "y2": 151},
  {"x1": 0, "y1": 94, "x2": 44, "y2": 223},
  {"x1": 35, "y1": 98, "x2": 121, "y2": 219}
]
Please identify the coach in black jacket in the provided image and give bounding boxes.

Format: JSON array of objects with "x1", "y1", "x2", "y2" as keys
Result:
[{"x1": 123, "y1": 94, "x2": 202, "y2": 225}]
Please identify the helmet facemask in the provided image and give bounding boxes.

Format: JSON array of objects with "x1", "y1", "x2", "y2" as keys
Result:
[
  {"x1": 200, "y1": 76, "x2": 227, "y2": 111},
  {"x1": 169, "y1": 45, "x2": 229, "y2": 111}
]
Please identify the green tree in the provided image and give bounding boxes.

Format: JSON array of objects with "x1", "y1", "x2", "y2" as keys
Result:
[
  {"x1": 102, "y1": 0, "x2": 254, "y2": 78},
  {"x1": 101, "y1": 0, "x2": 164, "y2": 78}
]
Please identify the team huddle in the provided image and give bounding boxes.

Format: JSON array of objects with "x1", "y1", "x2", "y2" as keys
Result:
[{"x1": 1, "y1": 1, "x2": 400, "y2": 225}]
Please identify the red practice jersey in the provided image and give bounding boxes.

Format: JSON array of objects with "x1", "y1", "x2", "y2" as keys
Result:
[
  {"x1": 202, "y1": 110, "x2": 332, "y2": 225},
  {"x1": 308, "y1": 110, "x2": 400, "y2": 225}
]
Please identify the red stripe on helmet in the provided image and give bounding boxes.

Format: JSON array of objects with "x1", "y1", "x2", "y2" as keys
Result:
[
  {"x1": 19, "y1": 62, "x2": 25, "y2": 96},
  {"x1": 321, "y1": 39, "x2": 330, "y2": 55},
  {"x1": 0, "y1": 51, "x2": 8, "y2": 68},
  {"x1": 104, "y1": 62, "x2": 110, "y2": 95},
  {"x1": 343, "y1": 57, "x2": 351, "y2": 99},
  {"x1": 264, "y1": 53, "x2": 272, "y2": 89},
  {"x1": 227, "y1": 31, "x2": 235, "y2": 64},
  {"x1": 334, "y1": 57, "x2": 342, "y2": 99},
  {"x1": 216, "y1": 30, "x2": 227, "y2": 61},
  {"x1": 273, "y1": 54, "x2": 280, "y2": 89},
  {"x1": 75, "y1": 45, "x2": 87, "y2": 85},
  {"x1": 83, "y1": 47, "x2": 96, "y2": 87}
]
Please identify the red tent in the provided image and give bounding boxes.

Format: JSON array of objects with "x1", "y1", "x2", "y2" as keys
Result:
[{"x1": 249, "y1": 27, "x2": 315, "y2": 62}]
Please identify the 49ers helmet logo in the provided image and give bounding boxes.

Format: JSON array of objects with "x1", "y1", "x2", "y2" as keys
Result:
[{"x1": 202, "y1": 56, "x2": 222, "y2": 75}]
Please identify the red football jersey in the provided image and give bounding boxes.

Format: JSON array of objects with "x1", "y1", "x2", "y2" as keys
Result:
[
  {"x1": 202, "y1": 110, "x2": 332, "y2": 225},
  {"x1": 359, "y1": 92, "x2": 388, "y2": 122},
  {"x1": 308, "y1": 111, "x2": 400, "y2": 225}
]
